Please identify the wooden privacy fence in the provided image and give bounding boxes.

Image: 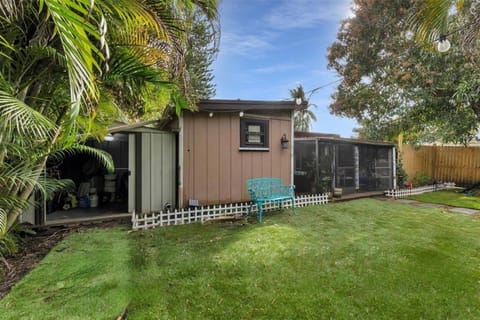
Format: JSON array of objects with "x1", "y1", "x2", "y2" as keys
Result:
[
  {"x1": 132, "y1": 193, "x2": 329, "y2": 230},
  {"x1": 385, "y1": 182, "x2": 456, "y2": 199},
  {"x1": 401, "y1": 145, "x2": 480, "y2": 185}
]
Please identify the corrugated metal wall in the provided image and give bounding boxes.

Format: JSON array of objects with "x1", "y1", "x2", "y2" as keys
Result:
[
  {"x1": 401, "y1": 145, "x2": 480, "y2": 185},
  {"x1": 138, "y1": 132, "x2": 176, "y2": 212}
]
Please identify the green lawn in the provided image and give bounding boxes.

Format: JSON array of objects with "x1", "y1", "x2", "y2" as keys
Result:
[
  {"x1": 408, "y1": 189, "x2": 480, "y2": 209},
  {"x1": 2, "y1": 199, "x2": 480, "y2": 319}
]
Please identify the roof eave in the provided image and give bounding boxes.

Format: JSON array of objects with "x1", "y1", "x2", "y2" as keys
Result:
[{"x1": 196, "y1": 99, "x2": 301, "y2": 111}]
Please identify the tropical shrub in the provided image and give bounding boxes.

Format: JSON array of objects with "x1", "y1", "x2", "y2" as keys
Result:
[
  {"x1": 412, "y1": 172, "x2": 433, "y2": 187},
  {"x1": 0, "y1": 0, "x2": 218, "y2": 250}
]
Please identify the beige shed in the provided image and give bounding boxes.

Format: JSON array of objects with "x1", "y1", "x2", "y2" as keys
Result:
[{"x1": 178, "y1": 99, "x2": 300, "y2": 207}]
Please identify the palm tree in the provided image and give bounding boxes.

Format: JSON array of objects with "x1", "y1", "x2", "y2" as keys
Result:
[
  {"x1": 0, "y1": 0, "x2": 219, "y2": 242},
  {"x1": 289, "y1": 85, "x2": 317, "y2": 132},
  {"x1": 409, "y1": 0, "x2": 480, "y2": 56}
]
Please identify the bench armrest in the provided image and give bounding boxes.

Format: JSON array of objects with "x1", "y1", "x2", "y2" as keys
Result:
[
  {"x1": 247, "y1": 188, "x2": 258, "y2": 200},
  {"x1": 280, "y1": 184, "x2": 295, "y2": 196}
]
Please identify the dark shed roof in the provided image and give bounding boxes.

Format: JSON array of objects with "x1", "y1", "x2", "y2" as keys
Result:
[
  {"x1": 197, "y1": 99, "x2": 303, "y2": 111},
  {"x1": 295, "y1": 132, "x2": 395, "y2": 147},
  {"x1": 294, "y1": 131, "x2": 341, "y2": 139}
]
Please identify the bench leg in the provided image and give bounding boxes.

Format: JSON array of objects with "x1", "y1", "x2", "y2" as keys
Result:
[
  {"x1": 257, "y1": 201, "x2": 264, "y2": 223},
  {"x1": 291, "y1": 197, "x2": 297, "y2": 216}
]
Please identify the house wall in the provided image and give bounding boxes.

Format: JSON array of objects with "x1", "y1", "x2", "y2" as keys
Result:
[{"x1": 182, "y1": 110, "x2": 293, "y2": 206}]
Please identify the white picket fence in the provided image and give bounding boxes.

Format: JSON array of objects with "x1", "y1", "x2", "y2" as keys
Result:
[
  {"x1": 132, "y1": 193, "x2": 329, "y2": 230},
  {"x1": 384, "y1": 182, "x2": 456, "y2": 199}
]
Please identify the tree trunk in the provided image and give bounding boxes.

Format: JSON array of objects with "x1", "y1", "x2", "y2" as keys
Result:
[
  {"x1": 5, "y1": 127, "x2": 62, "y2": 231},
  {"x1": 6, "y1": 157, "x2": 48, "y2": 231}
]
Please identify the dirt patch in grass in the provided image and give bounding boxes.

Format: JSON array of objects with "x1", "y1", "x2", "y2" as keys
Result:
[
  {"x1": 202, "y1": 215, "x2": 253, "y2": 227},
  {"x1": 0, "y1": 219, "x2": 128, "y2": 300}
]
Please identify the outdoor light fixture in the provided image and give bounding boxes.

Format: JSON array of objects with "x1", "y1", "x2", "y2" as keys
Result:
[
  {"x1": 295, "y1": 97, "x2": 302, "y2": 105},
  {"x1": 104, "y1": 133, "x2": 114, "y2": 141},
  {"x1": 437, "y1": 34, "x2": 451, "y2": 52},
  {"x1": 209, "y1": 112, "x2": 214, "y2": 117},
  {"x1": 280, "y1": 133, "x2": 289, "y2": 149},
  {"x1": 239, "y1": 111, "x2": 244, "y2": 117},
  {"x1": 433, "y1": 20, "x2": 477, "y2": 53}
]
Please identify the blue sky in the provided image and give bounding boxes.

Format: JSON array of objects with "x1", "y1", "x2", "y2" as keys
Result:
[{"x1": 212, "y1": 0, "x2": 357, "y2": 138}]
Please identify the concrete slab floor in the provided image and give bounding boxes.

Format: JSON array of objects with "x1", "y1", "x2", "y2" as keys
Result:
[
  {"x1": 395, "y1": 199, "x2": 421, "y2": 205},
  {"x1": 392, "y1": 198, "x2": 479, "y2": 215},
  {"x1": 414, "y1": 202, "x2": 448, "y2": 209},
  {"x1": 448, "y1": 207, "x2": 480, "y2": 215}
]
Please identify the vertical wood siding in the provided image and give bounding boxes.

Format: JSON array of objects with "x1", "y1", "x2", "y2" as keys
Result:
[
  {"x1": 183, "y1": 111, "x2": 293, "y2": 205},
  {"x1": 402, "y1": 145, "x2": 480, "y2": 185}
]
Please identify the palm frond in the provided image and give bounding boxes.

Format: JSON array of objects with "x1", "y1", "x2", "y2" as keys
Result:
[
  {"x1": 0, "y1": 34, "x2": 14, "y2": 60},
  {"x1": 42, "y1": 177, "x2": 75, "y2": 200},
  {"x1": 104, "y1": 47, "x2": 171, "y2": 86},
  {"x1": 171, "y1": 89, "x2": 189, "y2": 116},
  {"x1": 0, "y1": 141, "x2": 29, "y2": 159},
  {"x1": 43, "y1": 0, "x2": 103, "y2": 118},
  {"x1": 0, "y1": 230, "x2": 18, "y2": 256},
  {"x1": 101, "y1": 0, "x2": 165, "y2": 37},
  {"x1": 0, "y1": 0, "x2": 23, "y2": 20},
  {"x1": 76, "y1": 91, "x2": 128, "y2": 140},
  {"x1": 0, "y1": 163, "x2": 45, "y2": 194},
  {"x1": 0, "y1": 207, "x2": 7, "y2": 236},
  {"x1": 304, "y1": 110, "x2": 317, "y2": 122},
  {"x1": 49, "y1": 144, "x2": 114, "y2": 173},
  {"x1": 0, "y1": 195, "x2": 32, "y2": 216},
  {"x1": 140, "y1": 82, "x2": 171, "y2": 116},
  {"x1": 408, "y1": 0, "x2": 460, "y2": 44},
  {"x1": 0, "y1": 90, "x2": 56, "y2": 140},
  {"x1": 98, "y1": 91, "x2": 128, "y2": 123},
  {"x1": 19, "y1": 45, "x2": 67, "y2": 69}
]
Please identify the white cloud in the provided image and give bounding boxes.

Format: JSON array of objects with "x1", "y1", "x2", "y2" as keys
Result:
[
  {"x1": 221, "y1": 31, "x2": 274, "y2": 56},
  {"x1": 265, "y1": 0, "x2": 353, "y2": 29},
  {"x1": 252, "y1": 63, "x2": 302, "y2": 74}
]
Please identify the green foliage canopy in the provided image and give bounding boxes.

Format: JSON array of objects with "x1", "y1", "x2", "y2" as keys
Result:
[
  {"x1": 0, "y1": 0, "x2": 219, "y2": 243},
  {"x1": 328, "y1": 0, "x2": 480, "y2": 144}
]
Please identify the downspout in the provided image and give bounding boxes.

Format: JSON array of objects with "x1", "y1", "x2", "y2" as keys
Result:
[
  {"x1": 290, "y1": 110, "x2": 294, "y2": 185},
  {"x1": 392, "y1": 147, "x2": 397, "y2": 189},
  {"x1": 178, "y1": 115, "x2": 184, "y2": 208},
  {"x1": 315, "y1": 139, "x2": 319, "y2": 191}
]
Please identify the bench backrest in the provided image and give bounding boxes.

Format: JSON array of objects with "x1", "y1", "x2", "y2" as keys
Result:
[{"x1": 247, "y1": 177, "x2": 283, "y2": 200}]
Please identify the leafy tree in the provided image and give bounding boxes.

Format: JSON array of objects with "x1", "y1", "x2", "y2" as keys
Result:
[
  {"x1": 327, "y1": 0, "x2": 480, "y2": 144},
  {"x1": 185, "y1": 8, "x2": 220, "y2": 100},
  {"x1": 289, "y1": 84, "x2": 317, "y2": 132},
  {"x1": 409, "y1": 0, "x2": 480, "y2": 60},
  {"x1": 0, "y1": 0, "x2": 218, "y2": 248}
]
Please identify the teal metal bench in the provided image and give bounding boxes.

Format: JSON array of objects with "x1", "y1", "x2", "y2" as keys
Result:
[{"x1": 246, "y1": 177, "x2": 296, "y2": 222}]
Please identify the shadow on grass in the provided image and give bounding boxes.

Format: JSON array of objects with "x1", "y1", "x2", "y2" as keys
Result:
[
  {"x1": 126, "y1": 200, "x2": 480, "y2": 319},
  {"x1": 3, "y1": 199, "x2": 480, "y2": 319}
]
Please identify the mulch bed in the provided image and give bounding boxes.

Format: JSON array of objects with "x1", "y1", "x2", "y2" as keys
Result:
[{"x1": 0, "y1": 220, "x2": 128, "y2": 300}]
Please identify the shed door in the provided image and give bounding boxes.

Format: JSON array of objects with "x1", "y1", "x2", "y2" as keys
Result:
[{"x1": 133, "y1": 132, "x2": 176, "y2": 213}]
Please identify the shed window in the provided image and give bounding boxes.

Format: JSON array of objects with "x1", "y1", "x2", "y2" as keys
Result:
[{"x1": 240, "y1": 118, "x2": 269, "y2": 150}]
